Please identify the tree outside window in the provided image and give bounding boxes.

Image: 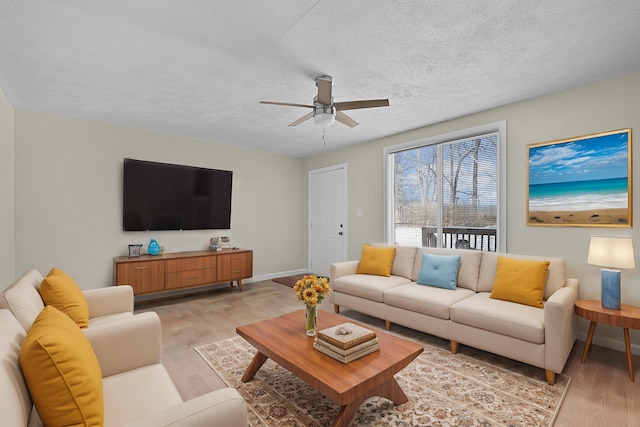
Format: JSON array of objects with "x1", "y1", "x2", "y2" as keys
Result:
[{"x1": 389, "y1": 132, "x2": 499, "y2": 251}]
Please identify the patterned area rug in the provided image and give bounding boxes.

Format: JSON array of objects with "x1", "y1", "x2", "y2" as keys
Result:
[{"x1": 195, "y1": 333, "x2": 570, "y2": 427}]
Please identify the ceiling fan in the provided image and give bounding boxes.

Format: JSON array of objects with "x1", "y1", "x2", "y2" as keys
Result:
[{"x1": 260, "y1": 75, "x2": 389, "y2": 128}]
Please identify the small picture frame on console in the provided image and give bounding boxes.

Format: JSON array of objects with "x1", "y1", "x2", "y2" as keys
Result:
[{"x1": 128, "y1": 244, "x2": 143, "y2": 257}]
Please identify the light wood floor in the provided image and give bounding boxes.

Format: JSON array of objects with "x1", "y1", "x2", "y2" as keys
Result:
[{"x1": 135, "y1": 280, "x2": 640, "y2": 426}]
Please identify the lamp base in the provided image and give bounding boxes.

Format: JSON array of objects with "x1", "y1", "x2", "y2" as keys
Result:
[{"x1": 601, "y1": 269, "x2": 621, "y2": 310}]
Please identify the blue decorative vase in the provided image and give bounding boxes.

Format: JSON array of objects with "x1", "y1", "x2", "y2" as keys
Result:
[{"x1": 148, "y1": 239, "x2": 160, "y2": 256}]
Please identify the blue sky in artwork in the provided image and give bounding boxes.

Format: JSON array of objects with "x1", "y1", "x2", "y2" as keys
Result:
[{"x1": 528, "y1": 132, "x2": 629, "y2": 185}]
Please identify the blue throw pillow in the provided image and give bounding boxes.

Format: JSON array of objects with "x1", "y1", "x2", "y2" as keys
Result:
[{"x1": 417, "y1": 252, "x2": 461, "y2": 290}]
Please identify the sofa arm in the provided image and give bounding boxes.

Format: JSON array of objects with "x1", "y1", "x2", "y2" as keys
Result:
[
  {"x1": 330, "y1": 260, "x2": 359, "y2": 281},
  {"x1": 125, "y1": 388, "x2": 247, "y2": 427},
  {"x1": 83, "y1": 286, "x2": 134, "y2": 318},
  {"x1": 544, "y1": 278, "x2": 579, "y2": 374},
  {"x1": 84, "y1": 311, "x2": 162, "y2": 377}
]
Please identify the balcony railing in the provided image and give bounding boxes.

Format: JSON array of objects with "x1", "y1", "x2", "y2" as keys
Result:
[{"x1": 421, "y1": 226, "x2": 497, "y2": 252}]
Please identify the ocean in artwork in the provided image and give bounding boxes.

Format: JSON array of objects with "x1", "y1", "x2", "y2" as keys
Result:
[{"x1": 528, "y1": 177, "x2": 628, "y2": 212}]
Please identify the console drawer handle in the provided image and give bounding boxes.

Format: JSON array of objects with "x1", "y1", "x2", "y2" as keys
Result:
[{"x1": 135, "y1": 266, "x2": 147, "y2": 270}]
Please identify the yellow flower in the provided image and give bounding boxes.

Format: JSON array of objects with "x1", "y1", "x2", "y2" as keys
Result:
[{"x1": 294, "y1": 274, "x2": 330, "y2": 307}]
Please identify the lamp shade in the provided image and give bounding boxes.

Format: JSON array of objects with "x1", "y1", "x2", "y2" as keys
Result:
[{"x1": 587, "y1": 236, "x2": 635, "y2": 269}]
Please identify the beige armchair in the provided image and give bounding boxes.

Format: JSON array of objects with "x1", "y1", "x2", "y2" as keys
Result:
[
  {"x1": 0, "y1": 268, "x2": 134, "y2": 331},
  {"x1": 1, "y1": 308, "x2": 248, "y2": 427}
]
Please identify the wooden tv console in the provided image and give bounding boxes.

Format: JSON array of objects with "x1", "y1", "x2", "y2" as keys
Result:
[{"x1": 112, "y1": 249, "x2": 253, "y2": 297}]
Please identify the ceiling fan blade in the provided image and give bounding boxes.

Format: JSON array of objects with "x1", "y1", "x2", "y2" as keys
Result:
[
  {"x1": 316, "y1": 76, "x2": 333, "y2": 105},
  {"x1": 260, "y1": 101, "x2": 313, "y2": 108},
  {"x1": 289, "y1": 111, "x2": 314, "y2": 127},
  {"x1": 335, "y1": 111, "x2": 359, "y2": 128},
  {"x1": 334, "y1": 99, "x2": 389, "y2": 111}
]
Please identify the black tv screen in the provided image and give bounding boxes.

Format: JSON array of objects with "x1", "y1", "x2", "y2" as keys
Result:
[{"x1": 123, "y1": 158, "x2": 232, "y2": 231}]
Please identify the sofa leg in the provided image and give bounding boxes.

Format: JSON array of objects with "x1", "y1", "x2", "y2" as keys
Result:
[
  {"x1": 333, "y1": 305, "x2": 340, "y2": 313},
  {"x1": 385, "y1": 320, "x2": 391, "y2": 330},
  {"x1": 545, "y1": 370, "x2": 555, "y2": 386},
  {"x1": 450, "y1": 341, "x2": 458, "y2": 354}
]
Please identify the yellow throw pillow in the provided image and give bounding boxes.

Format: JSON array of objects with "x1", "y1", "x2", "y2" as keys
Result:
[
  {"x1": 490, "y1": 256, "x2": 549, "y2": 308},
  {"x1": 20, "y1": 305, "x2": 104, "y2": 427},
  {"x1": 39, "y1": 267, "x2": 89, "y2": 328},
  {"x1": 356, "y1": 245, "x2": 397, "y2": 277}
]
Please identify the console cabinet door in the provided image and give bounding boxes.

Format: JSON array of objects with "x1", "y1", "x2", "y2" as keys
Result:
[
  {"x1": 217, "y1": 251, "x2": 252, "y2": 282},
  {"x1": 115, "y1": 261, "x2": 165, "y2": 295}
]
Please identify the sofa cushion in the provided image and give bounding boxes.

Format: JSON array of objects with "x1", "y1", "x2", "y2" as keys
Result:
[
  {"x1": 450, "y1": 293, "x2": 545, "y2": 344},
  {"x1": 412, "y1": 247, "x2": 482, "y2": 291},
  {"x1": 478, "y1": 252, "x2": 566, "y2": 299},
  {"x1": 356, "y1": 245, "x2": 396, "y2": 277},
  {"x1": 0, "y1": 269, "x2": 45, "y2": 331},
  {"x1": 370, "y1": 244, "x2": 417, "y2": 279},
  {"x1": 384, "y1": 283, "x2": 475, "y2": 319},
  {"x1": 103, "y1": 364, "x2": 183, "y2": 427},
  {"x1": 489, "y1": 256, "x2": 549, "y2": 308},
  {"x1": 0, "y1": 309, "x2": 33, "y2": 427},
  {"x1": 332, "y1": 274, "x2": 411, "y2": 302},
  {"x1": 39, "y1": 267, "x2": 90, "y2": 328},
  {"x1": 417, "y1": 252, "x2": 461, "y2": 290},
  {"x1": 20, "y1": 305, "x2": 104, "y2": 427}
]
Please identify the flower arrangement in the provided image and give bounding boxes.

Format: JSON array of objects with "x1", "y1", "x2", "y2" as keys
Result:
[
  {"x1": 294, "y1": 275, "x2": 330, "y2": 336},
  {"x1": 294, "y1": 275, "x2": 330, "y2": 306}
]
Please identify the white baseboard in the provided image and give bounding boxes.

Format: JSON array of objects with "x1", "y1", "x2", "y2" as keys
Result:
[{"x1": 577, "y1": 331, "x2": 640, "y2": 356}]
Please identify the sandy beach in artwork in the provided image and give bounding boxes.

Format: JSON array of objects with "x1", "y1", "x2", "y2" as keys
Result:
[{"x1": 528, "y1": 208, "x2": 629, "y2": 225}]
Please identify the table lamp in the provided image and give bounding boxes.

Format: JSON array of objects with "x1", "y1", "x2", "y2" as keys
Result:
[{"x1": 587, "y1": 236, "x2": 635, "y2": 310}]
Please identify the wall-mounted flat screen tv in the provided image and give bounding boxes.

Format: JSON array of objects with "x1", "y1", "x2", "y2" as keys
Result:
[{"x1": 123, "y1": 158, "x2": 232, "y2": 231}]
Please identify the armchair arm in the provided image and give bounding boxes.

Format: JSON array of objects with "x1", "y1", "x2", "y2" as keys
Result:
[
  {"x1": 330, "y1": 260, "x2": 359, "y2": 282},
  {"x1": 125, "y1": 388, "x2": 247, "y2": 427},
  {"x1": 84, "y1": 311, "x2": 162, "y2": 377},
  {"x1": 544, "y1": 277, "x2": 579, "y2": 373},
  {"x1": 83, "y1": 286, "x2": 134, "y2": 318}
]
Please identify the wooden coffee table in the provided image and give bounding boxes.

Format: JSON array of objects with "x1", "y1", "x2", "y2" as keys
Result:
[{"x1": 236, "y1": 310, "x2": 423, "y2": 427}]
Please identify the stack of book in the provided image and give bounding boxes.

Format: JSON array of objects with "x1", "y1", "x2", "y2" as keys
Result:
[{"x1": 313, "y1": 322, "x2": 379, "y2": 363}]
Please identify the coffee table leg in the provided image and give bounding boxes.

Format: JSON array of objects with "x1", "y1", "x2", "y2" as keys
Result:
[
  {"x1": 331, "y1": 376, "x2": 408, "y2": 427},
  {"x1": 241, "y1": 351, "x2": 268, "y2": 382}
]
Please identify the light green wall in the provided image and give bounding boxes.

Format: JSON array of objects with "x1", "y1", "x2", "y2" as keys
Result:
[
  {"x1": 3, "y1": 70, "x2": 639, "y2": 353},
  {"x1": 0, "y1": 86, "x2": 15, "y2": 285},
  {"x1": 12, "y1": 110, "x2": 306, "y2": 289},
  {"x1": 305, "y1": 70, "x2": 640, "y2": 352}
]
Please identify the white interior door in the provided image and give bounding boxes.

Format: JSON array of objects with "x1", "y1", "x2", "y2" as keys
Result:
[{"x1": 309, "y1": 164, "x2": 347, "y2": 277}]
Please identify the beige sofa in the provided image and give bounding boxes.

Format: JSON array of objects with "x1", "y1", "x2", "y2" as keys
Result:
[
  {"x1": 330, "y1": 245, "x2": 579, "y2": 385},
  {"x1": 1, "y1": 308, "x2": 247, "y2": 426},
  {"x1": 1, "y1": 269, "x2": 248, "y2": 426}
]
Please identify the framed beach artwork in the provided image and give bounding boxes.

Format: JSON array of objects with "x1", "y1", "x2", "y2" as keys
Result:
[{"x1": 527, "y1": 128, "x2": 632, "y2": 227}]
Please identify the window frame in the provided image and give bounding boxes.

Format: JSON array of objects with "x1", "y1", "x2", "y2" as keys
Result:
[{"x1": 383, "y1": 120, "x2": 507, "y2": 252}]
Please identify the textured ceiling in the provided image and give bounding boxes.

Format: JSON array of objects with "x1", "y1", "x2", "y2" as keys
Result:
[{"x1": 1, "y1": 1, "x2": 640, "y2": 157}]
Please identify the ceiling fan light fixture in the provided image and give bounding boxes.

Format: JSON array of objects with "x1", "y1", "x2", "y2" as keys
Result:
[
  {"x1": 260, "y1": 75, "x2": 388, "y2": 128},
  {"x1": 313, "y1": 104, "x2": 335, "y2": 125}
]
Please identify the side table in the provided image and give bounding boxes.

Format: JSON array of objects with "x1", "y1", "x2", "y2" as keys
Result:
[{"x1": 574, "y1": 299, "x2": 640, "y2": 382}]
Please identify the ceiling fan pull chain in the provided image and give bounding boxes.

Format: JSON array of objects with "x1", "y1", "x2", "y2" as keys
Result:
[{"x1": 322, "y1": 122, "x2": 326, "y2": 147}]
